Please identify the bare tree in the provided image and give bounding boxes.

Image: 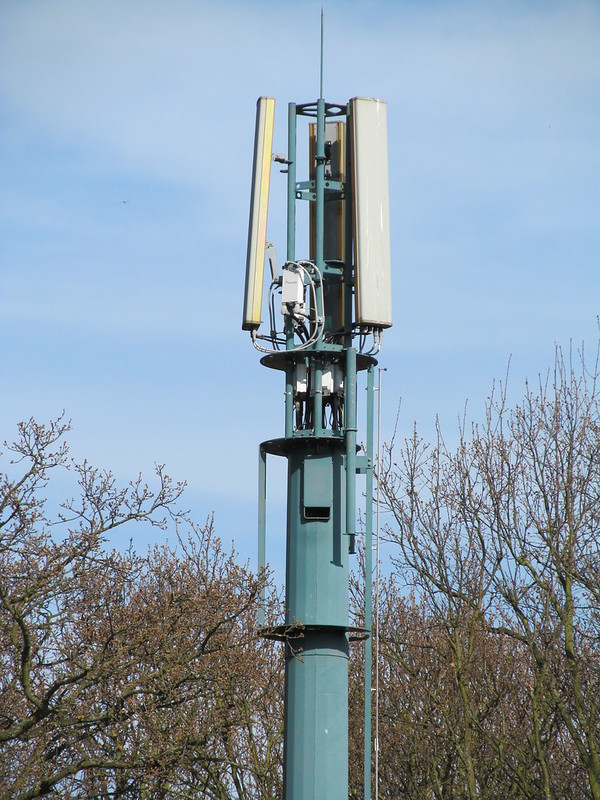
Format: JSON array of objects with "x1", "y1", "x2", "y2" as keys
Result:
[
  {"x1": 377, "y1": 341, "x2": 599, "y2": 799},
  {"x1": 0, "y1": 417, "x2": 282, "y2": 799}
]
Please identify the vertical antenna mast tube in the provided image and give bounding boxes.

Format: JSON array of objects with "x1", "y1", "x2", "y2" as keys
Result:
[
  {"x1": 314, "y1": 97, "x2": 326, "y2": 337},
  {"x1": 257, "y1": 445, "x2": 267, "y2": 627},
  {"x1": 286, "y1": 103, "x2": 297, "y2": 354},
  {"x1": 320, "y1": 8, "x2": 324, "y2": 99},
  {"x1": 374, "y1": 367, "x2": 383, "y2": 800},
  {"x1": 364, "y1": 363, "x2": 375, "y2": 800},
  {"x1": 287, "y1": 103, "x2": 297, "y2": 265},
  {"x1": 285, "y1": 104, "x2": 298, "y2": 434},
  {"x1": 312, "y1": 98, "x2": 326, "y2": 435},
  {"x1": 345, "y1": 347, "x2": 357, "y2": 548}
]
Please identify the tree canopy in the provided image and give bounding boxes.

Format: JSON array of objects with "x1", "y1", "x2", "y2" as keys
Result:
[
  {"x1": 0, "y1": 417, "x2": 282, "y2": 799},
  {"x1": 376, "y1": 342, "x2": 600, "y2": 799},
  {"x1": 2, "y1": 340, "x2": 599, "y2": 799}
]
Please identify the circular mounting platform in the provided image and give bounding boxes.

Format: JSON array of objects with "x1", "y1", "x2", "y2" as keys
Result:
[
  {"x1": 260, "y1": 350, "x2": 377, "y2": 373},
  {"x1": 259, "y1": 622, "x2": 369, "y2": 643},
  {"x1": 260, "y1": 435, "x2": 346, "y2": 457}
]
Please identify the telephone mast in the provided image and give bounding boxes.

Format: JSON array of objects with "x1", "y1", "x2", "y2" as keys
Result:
[{"x1": 242, "y1": 88, "x2": 391, "y2": 800}]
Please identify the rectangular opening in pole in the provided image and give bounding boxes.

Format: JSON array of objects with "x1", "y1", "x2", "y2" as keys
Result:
[{"x1": 303, "y1": 454, "x2": 332, "y2": 521}]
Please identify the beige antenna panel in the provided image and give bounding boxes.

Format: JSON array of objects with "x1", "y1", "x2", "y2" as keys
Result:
[
  {"x1": 242, "y1": 96, "x2": 275, "y2": 331},
  {"x1": 349, "y1": 97, "x2": 392, "y2": 329}
]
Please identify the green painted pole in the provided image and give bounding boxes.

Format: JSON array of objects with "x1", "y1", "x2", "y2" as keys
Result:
[
  {"x1": 343, "y1": 103, "x2": 353, "y2": 352},
  {"x1": 314, "y1": 96, "x2": 325, "y2": 347},
  {"x1": 286, "y1": 367, "x2": 294, "y2": 439},
  {"x1": 312, "y1": 97, "x2": 325, "y2": 435},
  {"x1": 313, "y1": 357, "x2": 323, "y2": 435},
  {"x1": 285, "y1": 102, "x2": 297, "y2": 433},
  {"x1": 286, "y1": 102, "x2": 297, "y2": 357},
  {"x1": 364, "y1": 364, "x2": 375, "y2": 799},
  {"x1": 345, "y1": 347, "x2": 357, "y2": 552},
  {"x1": 258, "y1": 444, "x2": 267, "y2": 627},
  {"x1": 281, "y1": 96, "x2": 349, "y2": 800},
  {"x1": 287, "y1": 102, "x2": 297, "y2": 264},
  {"x1": 283, "y1": 446, "x2": 349, "y2": 800},
  {"x1": 315, "y1": 97, "x2": 325, "y2": 276}
]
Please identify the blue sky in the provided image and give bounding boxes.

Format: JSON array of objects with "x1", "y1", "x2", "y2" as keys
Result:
[{"x1": 1, "y1": 1, "x2": 599, "y2": 571}]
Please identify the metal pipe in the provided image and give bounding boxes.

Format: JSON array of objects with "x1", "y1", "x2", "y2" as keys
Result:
[
  {"x1": 285, "y1": 103, "x2": 297, "y2": 431},
  {"x1": 286, "y1": 365, "x2": 294, "y2": 438},
  {"x1": 374, "y1": 367, "x2": 383, "y2": 800},
  {"x1": 313, "y1": 358, "x2": 323, "y2": 436},
  {"x1": 364, "y1": 363, "x2": 375, "y2": 799},
  {"x1": 287, "y1": 102, "x2": 297, "y2": 265},
  {"x1": 286, "y1": 103, "x2": 297, "y2": 355},
  {"x1": 283, "y1": 446, "x2": 349, "y2": 800},
  {"x1": 345, "y1": 347, "x2": 357, "y2": 547},
  {"x1": 315, "y1": 97, "x2": 325, "y2": 272},
  {"x1": 320, "y1": 9, "x2": 324, "y2": 99},
  {"x1": 257, "y1": 445, "x2": 267, "y2": 627},
  {"x1": 314, "y1": 97, "x2": 325, "y2": 353},
  {"x1": 343, "y1": 109, "x2": 353, "y2": 350}
]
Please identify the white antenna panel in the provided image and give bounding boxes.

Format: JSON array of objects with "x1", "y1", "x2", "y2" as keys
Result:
[
  {"x1": 243, "y1": 96, "x2": 275, "y2": 331},
  {"x1": 350, "y1": 97, "x2": 392, "y2": 329}
]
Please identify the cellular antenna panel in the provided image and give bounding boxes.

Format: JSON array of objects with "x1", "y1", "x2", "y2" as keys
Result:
[
  {"x1": 350, "y1": 97, "x2": 392, "y2": 329},
  {"x1": 242, "y1": 96, "x2": 275, "y2": 331}
]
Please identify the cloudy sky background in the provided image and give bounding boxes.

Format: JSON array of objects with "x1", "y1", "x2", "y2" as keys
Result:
[{"x1": 1, "y1": 0, "x2": 598, "y2": 571}]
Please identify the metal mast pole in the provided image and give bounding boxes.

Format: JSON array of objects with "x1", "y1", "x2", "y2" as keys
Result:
[
  {"x1": 280, "y1": 94, "x2": 350, "y2": 800},
  {"x1": 245, "y1": 87, "x2": 391, "y2": 800}
]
